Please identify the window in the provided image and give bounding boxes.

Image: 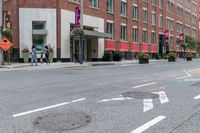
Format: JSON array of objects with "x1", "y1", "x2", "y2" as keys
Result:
[
  {"x1": 107, "y1": 22, "x2": 114, "y2": 39},
  {"x1": 176, "y1": 23, "x2": 183, "y2": 33},
  {"x1": 69, "y1": 0, "x2": 80, "y2": 3},
  {"x1": 142, "y1": 30, "x2": 148, "y2": 43},
  {"x1": 159, "y1": 15, "x2": 163, "y2": 27},
  {"x1": 107, "y1": 0, "x2": 113, "y2": 12},
  {"x1": 143, "y1": 9, "x2": 148, "y2": 23},
  {"x1": 121, "y1": 1, "x2": 127, "y2": 16},
  {"x1": 132, "y1": 28, "x2": 138, "y2": 42},
  {"x1": 185, "y1": 11, "x2": 190, "y2": 22},
  {"x1": 166, "y1": 18, "x2": 174, "y2": 30},
  {"x1": 151, "y1": 32, "x2": 156, "y2": 44},
  {"x1": 186, "y1": 0, "x2": 190, "y2": 9},
  {"x1": 90, "y1": 0, "x2": 99, "y2": 8},
  {"x1": 152, "y1": 0, "x2": 156, "y2": 6},
  {"x1": 192, "y1": 28, "x2": 196, "y2": 37},
  {"x1": 177, "y1": 6, "x2": 183, "y2": 17},
  {"x1": 152, "y1": 12, "x2": 156, "y2": 25},
  {"x1": 159, "y1": 0, "x2": 163, "y2": 9},
  {"x1": 167, "y1": 0, "x2": 174, "y2": 13},
  {"x1": 143, "y1": 0, "x2": 148, "y2": 3},
  {"x1": 184, "y1": 25, "x2": 190, "y2": 35},
  {"x1": 192, "y1": 15, "x2": 197, "y2": 24},
  {"x1": 192, "y1": 2, "x2": 197, "y2": 13},
  {"x1": 32, "y1": 21, "x2": 47, "y2": 51},
  {"x1": 132, "y1": 5, "x2": 138, "y2": 20},
  {"x1": 121, "y1": 25, "x2": 127, "y2": 41}
]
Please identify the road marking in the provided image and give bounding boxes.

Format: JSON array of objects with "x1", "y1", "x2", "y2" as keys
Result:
[
  {"x1": 12, "y1": 98, "x2": 86, "y2": 118},
  {"x1": 143, "y1": 99, "x2": 153, "y2": 112},
  {"x1": 176, "y1": 69, "x2": 191, "y2": 80},
  {"x1": 184, "y1": 78, "x2": 200, "y2": 82},
  {"x1": 153, "y1": 91, "x2": 169, "y2": 104},
  {"x1": 193, "y1": 95, "x2": 200, "y2": 100},
  {"x1": 132, "y1": 82, "x2": 157, "y2": 89},
  {"x1": 130, "y1": 115, "x2": 166, "y2": 133},
  {"x1": 189, "y1": 68, "x2": 200, "y2": 74},
  {"x1": 98, "y1": 97, "x2": 132, "y2": 103}
]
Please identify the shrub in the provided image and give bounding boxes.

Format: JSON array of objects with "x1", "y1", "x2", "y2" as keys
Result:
[
  {"x1": 72, "y1": 28, "x2": 84, "y2": 37},
  {"x1": 113, "y1": 51, "x2": 122, "y2": 61},
  {"x1": 138, "y1": 53, "x2": 150, "y2": 60},
  {"x1": 185, "y1": 52, "x2": 193, "y2": 58},
  {"x1": 166, "y1": 52, "x2": 176, "y2": 60}
]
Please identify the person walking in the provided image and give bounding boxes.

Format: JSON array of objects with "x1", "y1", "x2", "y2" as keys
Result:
[
  {"x1": 31, "y1": 45, "x2": 37, "y2": 66},
  {"x1": 44, "y1": 45, "x2": 50, "y2": 64}
]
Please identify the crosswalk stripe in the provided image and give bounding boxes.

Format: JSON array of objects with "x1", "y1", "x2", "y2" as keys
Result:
[
  {"x1": 143, "y1": 99, "x2": 153, "y2": 112},
  {"x1": 153, "y1": 91, "x2": 169, "y2": 104}
]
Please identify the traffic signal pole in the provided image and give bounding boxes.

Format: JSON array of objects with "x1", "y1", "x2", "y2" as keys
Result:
[{"x1": 79, "y1": 0, "x2": 83, "y2": 64}]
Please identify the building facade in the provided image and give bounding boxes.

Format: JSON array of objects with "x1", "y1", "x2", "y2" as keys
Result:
[{"x1": 3, "y1": 0, "x2": 200, "y2": 62}]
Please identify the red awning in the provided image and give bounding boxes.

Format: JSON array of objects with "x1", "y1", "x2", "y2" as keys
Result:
[
  {"x1": 105, "y1": 40, "x2": 116, "y2": 51},
  {"x1": 119, "y1": 42, "x2": 128, "y2": 52},
  {"x1": 142, "y1": 44, "x2": 149, "y2": 52},
  {"x1": 151, "y1": 45, "x2": 157, "y2": 53},
  {"x1": 131, "y1": 44, "x2": 139, "y2": 52}
]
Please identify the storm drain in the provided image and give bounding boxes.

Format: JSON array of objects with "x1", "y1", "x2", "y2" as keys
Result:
[
  {"x1": 33, "y1": 112, "x2": 91, "y2": 132},
  {"x1": 122, "y1": 91, "x2": 159, "y2": 99}
]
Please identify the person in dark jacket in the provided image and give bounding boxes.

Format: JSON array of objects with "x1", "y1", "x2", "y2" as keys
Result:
[
  {"x1": 31, "y1": 45, "x2": 37, "y2": 66},
  {"x1": 44, "y1": 45, "x2": 50, "y2": 64}
]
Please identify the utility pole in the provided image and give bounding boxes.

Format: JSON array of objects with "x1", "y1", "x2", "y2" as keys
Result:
[{"x1": 79, "y1": 0, "x2": 83, "y2": 64}]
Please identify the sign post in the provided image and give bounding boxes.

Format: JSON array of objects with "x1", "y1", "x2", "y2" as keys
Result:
[{"x1": 0, "y1": 38, "x2": 13, "y2": 65}]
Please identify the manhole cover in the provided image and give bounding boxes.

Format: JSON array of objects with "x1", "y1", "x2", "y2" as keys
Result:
[
  {"x1": 122, "y1": 91, "x2": 159, "y2": 99},
  {"x1": 33, "y1": 112, "x2": 91, "y2": 132}
]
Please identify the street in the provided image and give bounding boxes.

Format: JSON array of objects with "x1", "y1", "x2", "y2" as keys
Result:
[{"x1": 0, "y1": 60, "x2": 200, "y2": 133}]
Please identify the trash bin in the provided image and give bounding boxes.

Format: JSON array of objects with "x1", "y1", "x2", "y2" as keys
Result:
[{"x1": 0, "y1": 49, "x2": 3, "y2": 65}]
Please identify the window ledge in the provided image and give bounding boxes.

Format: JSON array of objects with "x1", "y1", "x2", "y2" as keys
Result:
[
  {"x1": 107, "y1": 11, "x2": 114, "y2": 15},
  {"x1": 68, "y1": 1, "x2": 80, "y2": 5},
  {"x1": 132, "y1": 18, "x2": 138, "y2": 21},
  {"x1": 121, "y1": 15, "x2": 127, "y2": 18},
  {"x1": 89, "y1": 6, "x2": 99, "y2": 10}
]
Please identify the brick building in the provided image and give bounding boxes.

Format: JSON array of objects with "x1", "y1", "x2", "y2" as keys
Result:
[{"x1": 2, "y1": 0, "x2": 200, "y2": 62}]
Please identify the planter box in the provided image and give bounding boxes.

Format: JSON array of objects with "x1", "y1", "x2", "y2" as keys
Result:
[
  {"x1": 22, "y1": 52, "x2": 29, "y2": 63},
  {"x1": 139, "y1": 59, "x2": 149, "y2": 64},
  {"x1": 49, "y1": 52, "x2": 54, "y2": 63},
  {"x1": 186, "y1": 57, "x2": 192, "y2": 61},
  {"x1": 168, "y1": 58, "x2": 176, "y2": 62}
]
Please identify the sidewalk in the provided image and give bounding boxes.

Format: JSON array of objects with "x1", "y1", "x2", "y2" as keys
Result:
[{"x1": 0, "y1": 59, "x2": 167, "y2": 69}]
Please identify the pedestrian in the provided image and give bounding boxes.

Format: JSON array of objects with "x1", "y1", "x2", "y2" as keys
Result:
[
  {"x1": 40, "y1": 51, "x2": 43, "y2": 64},
  {"x1": 44, "y1": 45, "x2": 50, "y2": 64},
  {"x1": 31, "y1": 45, "x2": 37, "y2": 66}
]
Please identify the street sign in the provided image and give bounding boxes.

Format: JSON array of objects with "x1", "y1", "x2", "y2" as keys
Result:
[
  {"x1": 0, "y1": 38, "x2": 12, "y2": 52},
  {"x1": 75, "y1": 7, "x2": 81, "y2": 27}
]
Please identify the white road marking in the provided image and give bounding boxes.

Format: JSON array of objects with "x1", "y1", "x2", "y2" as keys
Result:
[
  {"x1": 176, "y1": 69, "x2": 191, "y2": 80},
  {"x1": 132, "y1": 82, "x2": 157, "y2": 89},
  {"x1": 193, "y1": 95, "x2": 200, "y2": 100},
  {"x1": 184, "y1": 78, "x2": 200, "y2": 82},
  {"x1": 143, "y1": 99, "x2": 153, "y2": 112},
  {"x1": 153, "y1": 91, "x2": 169, "y2": 104},
  {"x1": 12, "y1": 98, "x2": 86, "y2": 118},
  {"x1": 98, "y1": 97, "x2": 132, "y2": 102},
  {"x1": 130, "y1": 115, "x2": 166, "y2": 133}
]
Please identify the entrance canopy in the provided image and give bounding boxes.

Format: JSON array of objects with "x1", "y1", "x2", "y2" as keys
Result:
[{"x1": 70, "y1": 30, "x2": 112, "y2": 39}]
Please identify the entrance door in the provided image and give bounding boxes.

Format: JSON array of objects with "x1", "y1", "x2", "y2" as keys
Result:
[{"x1": 70, "y1": 38, "x2": 87, "y2": 62}]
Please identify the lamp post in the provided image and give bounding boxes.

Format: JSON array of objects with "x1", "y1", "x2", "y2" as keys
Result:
[{"x1": 79, "y1": 0, "x2": 83, "y2": 64}]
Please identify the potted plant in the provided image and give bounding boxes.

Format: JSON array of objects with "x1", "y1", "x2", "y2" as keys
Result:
[
  {"x1": 113, "y1": 51, "x2": 122, "y2": 61},
  {"x1": 102, "y1": 51, "x2": 113, "y2": 61},
  {"x1": 166, "y1": 52, "x2": 176, "y2": 62},
  {"x1": 185, "y1": 52, "x2": 193, "y2": 61},
  {"x1": 48, "y1": 44, "x2": 54, "y2": 63},
  {"x1": 21, "y1": 46, "x2": 30, "y2": 63},
  {"x1": 72, "y1": 28, "x2": 84, "y2": 37},
  {"x1": 138, "y1": 53, "x2": 150, "y2": 64}
]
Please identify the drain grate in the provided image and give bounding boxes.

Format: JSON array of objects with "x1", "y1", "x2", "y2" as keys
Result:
[
  {"x1": 33, "y1": 112, "x2": 91, "y2": 132},
  {"x1": 122, "y1": 91, "x2": 159, "y2": 99}
]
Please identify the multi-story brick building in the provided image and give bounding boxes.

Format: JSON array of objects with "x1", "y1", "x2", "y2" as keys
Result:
[{"x1": 3, "y1": 0, "x2": 200, "y2": 62}]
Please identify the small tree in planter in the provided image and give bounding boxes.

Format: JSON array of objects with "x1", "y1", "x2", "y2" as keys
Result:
[
  {"x1": 21, "y1": 45, "x2": 30, "y2": 63},
  {"x1": 166, "y1": 52, "x2": 176, "y2": 62},
  {"x1": 185, "y1": 52, "x2": 193, "y2": 61},
  {"x1": 138, "y1": 53, "x2": 150, "y2": 64}
]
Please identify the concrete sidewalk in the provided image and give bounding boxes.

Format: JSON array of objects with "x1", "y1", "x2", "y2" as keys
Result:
[{"x1": 0, "y1": 59, "x2": 167, "y2": 69}]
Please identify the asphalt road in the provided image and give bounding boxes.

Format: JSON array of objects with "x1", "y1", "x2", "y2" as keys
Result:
[{"x1": 0, "y1": 60, "x2": 200, "y2": 133}]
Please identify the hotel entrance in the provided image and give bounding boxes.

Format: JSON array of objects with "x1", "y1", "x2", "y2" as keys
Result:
[{"x1": 70, "y1": 38, "x2": 92, "y2": 62}]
